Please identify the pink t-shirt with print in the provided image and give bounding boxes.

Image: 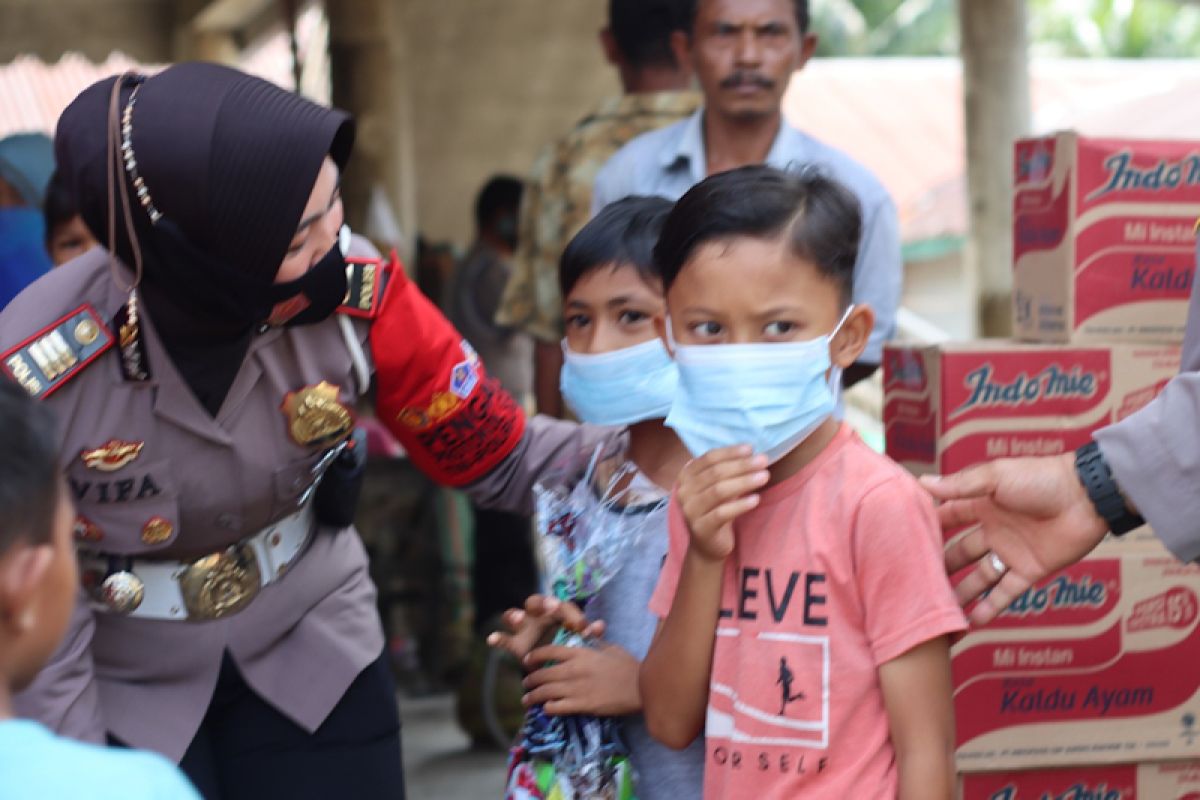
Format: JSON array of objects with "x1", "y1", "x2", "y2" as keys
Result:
[{"x1": 649, "y1": 425, "x2": 966, "y2": 800}]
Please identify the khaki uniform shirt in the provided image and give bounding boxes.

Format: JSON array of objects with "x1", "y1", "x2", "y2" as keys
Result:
[
  {"x1": 1, "y1": 246, "x2": 384, "y2": 761},
  {"x1": 1095, "y1": 235, "x2": 1200, "y2": 561},
  {"x1": 495, "y1": 91, "x2": 699, "y2": 344},
  {"x1": 2, "y1": 245, "x2": 603, "y2": 763}
]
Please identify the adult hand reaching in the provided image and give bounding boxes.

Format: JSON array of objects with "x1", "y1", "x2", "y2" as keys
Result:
[{"x1": 921, "y1": 453, "x2": 1110, "y2": 625}]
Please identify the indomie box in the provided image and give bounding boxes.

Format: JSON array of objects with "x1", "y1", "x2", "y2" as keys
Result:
[
  {"x1": 960, "y1": 760, "x2": 1200, "y2": 799},
  {"x1": 953, "y1": 544, "x2": 1200, "y2": 772},
  {"x1": 1013, "y1": 131, "x2": 1200, "y2": 344},
  {"x1": 883, "y1": 341, "x2": 1180, "y2": 477}
]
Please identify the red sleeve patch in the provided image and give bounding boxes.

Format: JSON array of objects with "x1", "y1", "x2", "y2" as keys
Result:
[{"x1": 371, "y1": 268, "x2": 526, "y2": 486}]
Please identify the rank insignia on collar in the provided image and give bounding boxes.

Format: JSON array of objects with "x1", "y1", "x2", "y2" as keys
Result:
[
  {"x1": 337, "y1": 253, "x2": 395, "y2": 320},
  {"x1": 80, "y1": 440, "x2": 145, "y2": 472},
  {"x1": 115, "y1": 291, "x2": 151, "y2": 383},
  {"x1": 2, "y1": 305, "x2": 114, "y2": 399},
  {"x1": 281, "y1": 381, "x2": 355, "y2": 447}
]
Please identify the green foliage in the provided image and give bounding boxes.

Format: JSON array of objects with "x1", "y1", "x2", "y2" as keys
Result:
[
  {"x1": 812, "y1": 0, "x2": 959, "y2": 55},
  {"x1": 810, "y1": 0, "x2": 1200, "y2": 57},
  {"x1": 1028, "y1": 0, "x2": 1200, "y2": 57}
]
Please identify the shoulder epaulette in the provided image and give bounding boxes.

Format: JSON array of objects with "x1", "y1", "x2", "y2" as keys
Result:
[
  {"x1": 2, "y1": 304, "x2": 115, "y2": 399},
  {"x1": 338, "y1": 254, "x2": 396, "y2": 320}
]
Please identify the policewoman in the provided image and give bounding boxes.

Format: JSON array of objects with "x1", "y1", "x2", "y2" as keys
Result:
[{"x1": 0, "y1": 63, "x2": 554, "y2": 798}]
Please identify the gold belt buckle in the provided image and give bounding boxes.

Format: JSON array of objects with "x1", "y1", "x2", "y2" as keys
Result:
[{"x1": 179, "y1": 544, "x2": 262, "y2": 620}]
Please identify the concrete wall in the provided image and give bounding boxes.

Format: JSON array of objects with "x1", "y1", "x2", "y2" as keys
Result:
[
  {"x1": 0, "y1": 0, "x2": 176, "y2": 62},
  {"x1": 904, "y1": 252, "x2": 972, "y2": 341},
  {"x1": 2, "y1": 0, "x2": 621, "y2": 249},
  {"x1": 404, "y1": 0, "x2": 617, "y2": 248}
]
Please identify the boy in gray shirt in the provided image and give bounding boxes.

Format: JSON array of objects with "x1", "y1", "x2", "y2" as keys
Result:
[{"x1": 489, "y1": 198, "x2": 703, "y2": 799}]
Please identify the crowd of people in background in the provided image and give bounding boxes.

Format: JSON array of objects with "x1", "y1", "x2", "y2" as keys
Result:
[{"x1": 0, "y1": 132, "x2": 97, "y2": 305}]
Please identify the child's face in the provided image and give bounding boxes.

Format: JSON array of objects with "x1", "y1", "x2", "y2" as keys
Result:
[
  {"x1": 563, "y1": 264, "x2": 666, "y2": 355},
  {"x1": 664, "y1": 235, "x2": 871, "y2": 365},
  {"x1": 5, "y1": 489, "x2": 78, "y2": 691},
  {"x1": 48, "y1": 215, "x2": 97, "y2": 267}
]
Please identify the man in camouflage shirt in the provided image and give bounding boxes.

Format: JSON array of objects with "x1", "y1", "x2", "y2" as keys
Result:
[{"x1": 495, "y1": 0, "x2": 697, "y2": 416}]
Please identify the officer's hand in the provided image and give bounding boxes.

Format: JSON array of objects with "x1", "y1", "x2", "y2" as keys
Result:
[
  {"x1": 522, "y1": 642, "x2": 641, "y2": 717},
  {"x1": 486, "y1": 594, "x2": 604, "y2": 661},
  {"x1": 677, "y1": 445, "x2": 770, "y2": 564},
  {"x1": 922, "y1": 453, "x2": 1109, "y2": 625}
]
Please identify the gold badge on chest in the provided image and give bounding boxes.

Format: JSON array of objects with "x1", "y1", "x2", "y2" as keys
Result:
[
  {"x1": 281, "y1": 381, "x2": 354, "y2": 448},
  {"x1": 141, "y1": 516, "x2": 174, "y2": 545},
  {"x1": 80, "y1": 439, "x2": 144, "y2": 472}
]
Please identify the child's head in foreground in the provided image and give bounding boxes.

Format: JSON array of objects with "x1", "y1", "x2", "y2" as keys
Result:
[
  {"x1": 0, "y1": 381, "x2": 74, "y2": 697},
  {"x1": 558, "y1": 195, "x2": 677, "y2": 426},
  {"x1": 654, "y1": 165, "x2": 874, "y2": 354}
]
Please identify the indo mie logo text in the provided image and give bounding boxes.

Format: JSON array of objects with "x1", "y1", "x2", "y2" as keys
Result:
[
  {"x1": 988, "y1": 784, "x2": 1124, "y2": 800},
  {"x1": 1086, "y1": 149, "x2": 1200, "y2": 201},
  {"x1": 1002, "y1": 574, "x2": 1107, "y2": 618},
  {"x1": 950, "y1": 363, "x2": 1098, "y2": 418}
]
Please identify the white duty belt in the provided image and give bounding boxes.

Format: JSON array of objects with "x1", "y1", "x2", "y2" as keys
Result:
[{"x1": 80, "y1": 504, "x2": 315, "y2": 622}]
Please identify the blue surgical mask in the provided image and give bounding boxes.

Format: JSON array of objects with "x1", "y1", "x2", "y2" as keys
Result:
[
  {"x1": 665, "y1": 307, "x2": 853, "y2": 463},
  {"x1": 560, "y1": 338, "x2": 679, "y2": 426}
]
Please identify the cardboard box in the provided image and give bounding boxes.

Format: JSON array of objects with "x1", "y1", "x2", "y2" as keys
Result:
[
  {"x1": 1013, "y1": 131, "x2": 1200, "y2": 344},
  {"x1": 960, "y1": 760, "x2": 1200, "y2": 799},
  {"x1": 883, "y1": 341, "x2": 1180, "y2": 478},
  {"x1": 953, "y1": 544, "x2": 1200, "y2": 772}
]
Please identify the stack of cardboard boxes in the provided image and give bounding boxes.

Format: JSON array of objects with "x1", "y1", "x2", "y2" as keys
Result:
[{"x1": 883, "y1": 132, "x2": 1200, "y2": 798}]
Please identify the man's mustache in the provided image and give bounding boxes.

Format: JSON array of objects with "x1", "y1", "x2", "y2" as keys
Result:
[{"x1": 720, "y1": 71, "x2": 775, "y2": 90}]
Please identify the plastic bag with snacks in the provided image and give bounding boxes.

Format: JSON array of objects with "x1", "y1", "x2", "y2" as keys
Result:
[{"x1": 503, "y1": 438, "x2": 664, "y2": 800}]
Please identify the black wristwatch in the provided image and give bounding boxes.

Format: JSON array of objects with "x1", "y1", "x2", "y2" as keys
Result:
[{"x1": 1075, "y1": 442, "x2": 1145, "y2": 536}]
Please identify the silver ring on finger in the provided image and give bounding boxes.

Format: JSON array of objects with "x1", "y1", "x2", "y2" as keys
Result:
[{"x1": 987, "y1": 551, "x2": 1008, "y2": 578}]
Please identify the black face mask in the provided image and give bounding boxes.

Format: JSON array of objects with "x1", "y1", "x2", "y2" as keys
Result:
[
  {"x1": 267, "y1": 241, "x2": 349, "y2": 327},
  {"x1": 495, "y1": 213, "x2": 519, "y2": 251}
]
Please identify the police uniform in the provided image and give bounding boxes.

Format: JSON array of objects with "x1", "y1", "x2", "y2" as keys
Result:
[
  {"x1": 2, "y1": 232, "x2": 600, "y2": 757},
  {"x1": 0, "y1": 240, "x2": 391, "y2": 758}
]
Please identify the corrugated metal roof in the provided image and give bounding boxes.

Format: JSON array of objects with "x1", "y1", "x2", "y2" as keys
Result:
[
  {"x1": 0, "y1": 52, "x2": 153, "y2": 140},
  {"x1": 0, "y1": 29, "x2": 303, "y2": 141}
]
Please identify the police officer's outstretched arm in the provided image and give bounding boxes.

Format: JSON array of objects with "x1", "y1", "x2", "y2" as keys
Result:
[
  {"x1": 370, "y1": 264, "x2": 605, "y2": 517},
  {"x1": 927, "y1": 239, "x2": 1200, "y2": 625},
  {"x1": 923, "y1": 455, "x2": 1109, "y2": 625}
]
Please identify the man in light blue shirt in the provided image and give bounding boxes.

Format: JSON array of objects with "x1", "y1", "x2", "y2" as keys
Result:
[{"x1": 592, "y1": 0, "x2": 901, "y2": 384}]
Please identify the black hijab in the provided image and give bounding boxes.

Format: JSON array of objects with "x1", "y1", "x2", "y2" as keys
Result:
[{"x1": 55, "y1": 63, "x2": 355, "y2": 415}]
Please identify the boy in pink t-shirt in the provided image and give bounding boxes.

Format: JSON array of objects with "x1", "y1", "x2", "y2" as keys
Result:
[{"x1": 640, "y1": 166, "x2": 967, "y2": 799}]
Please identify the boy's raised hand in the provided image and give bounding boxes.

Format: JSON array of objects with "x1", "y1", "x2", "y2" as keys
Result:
[
  {"x1": 487, "y1": 594, "x2": 606, "y2": 661},
  {"x1": 677, "y1": 445, "x2": 770, "y2": 562}
]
